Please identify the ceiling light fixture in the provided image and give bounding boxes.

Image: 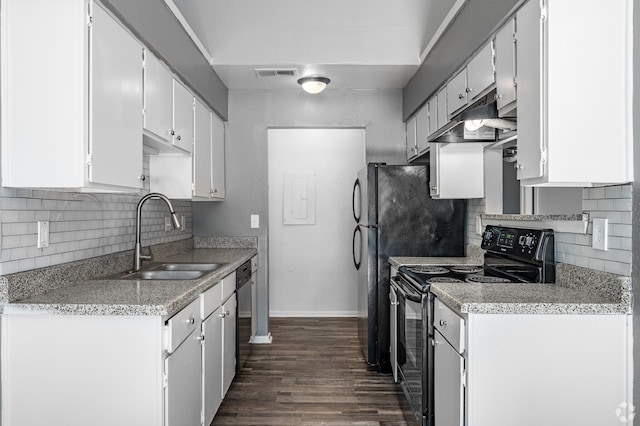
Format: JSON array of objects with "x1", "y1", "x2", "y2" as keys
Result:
[{"x1": 297, "y1": 76, "x2": 330, "y2": 94}]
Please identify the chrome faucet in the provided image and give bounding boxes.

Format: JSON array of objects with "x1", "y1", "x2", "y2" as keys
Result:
[{"x1": 133, "y1": 193, "x2": 181, "y2": 271}]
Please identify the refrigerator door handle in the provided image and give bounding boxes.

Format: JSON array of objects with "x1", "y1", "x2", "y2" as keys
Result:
[
  {"x1": 359, "y1": 224, "x2": 378, "y2": 229},
  {"x1": 352, "y1": 225, "x2": 362, "y2": 270},
  {"x1": 352, "y1": 178, "x2": 361, "y2": 223}
]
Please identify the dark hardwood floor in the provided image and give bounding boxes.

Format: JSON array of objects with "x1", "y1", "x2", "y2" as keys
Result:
[{"x1": 212, "y1": 317, "x2": 410, "y2": 426}]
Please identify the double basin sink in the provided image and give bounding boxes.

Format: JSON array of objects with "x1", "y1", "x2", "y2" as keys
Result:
[{"x1": 116, "y1": 262, "x2": 226, "y2": 281}]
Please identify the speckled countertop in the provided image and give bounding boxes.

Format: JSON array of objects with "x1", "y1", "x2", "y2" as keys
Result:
[
  {"x1": 389, "y1": 247, "x2": 631, "y2": 315},
  {"x1": 2, "y1": 246, "x2": 256, "y2": 317}
]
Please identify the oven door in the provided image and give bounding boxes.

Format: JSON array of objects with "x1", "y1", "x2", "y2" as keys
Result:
[{"x1": 394, "y1": 276, "x2": 428, "y2": 424}]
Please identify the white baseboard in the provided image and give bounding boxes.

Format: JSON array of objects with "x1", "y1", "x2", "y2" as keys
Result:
[
  {"x1": 250, "y1": 333, "x2": 273, "y2": 344},
  {"x1": 269, "y1": 311, "x2": 358, "y2": 318}
]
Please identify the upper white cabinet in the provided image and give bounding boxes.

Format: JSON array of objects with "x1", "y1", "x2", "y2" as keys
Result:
[
  {"x1": 194, "y1": 99, "x2": 214, "y2": 198},
  {"x1": 494, "y1": 18, "x2": 517, "y2": 116},
  {"x1": 1, "y1": 0, "x2": 143, "y2": 192},
  {"x1": 429, "y1": 143, "x2": 484, "y2": 199},
  {"x1": 436, "y1": 88, "x2": 448, "y2": 131},
  {"x1": 143, "y1": 51, "x2": 173, "y2": 143},
  {"x1": 210, "y1": 113, "x2": 226, "y2": 199},
  {"x1": 415, "y1": 103, "x2": 430, "y2": 155},
  {"x1": 406, "y1": 115, "x2": 418, "y2": 161},
  {"x1": 172, "y1": 80, "x2": 195, "y2": 153},
  {"x1": 516, "y1": 0, "x2": 632, "y2": 186},
  {"x1": 427, "y1": 96, "x2": 439, "y2": 136},
  {"x1": 446, "y1": 70, "x2": 467, "y2": 116},
  {"x1": 446, "y1": 41, "x2": 495, "y2": 118}
]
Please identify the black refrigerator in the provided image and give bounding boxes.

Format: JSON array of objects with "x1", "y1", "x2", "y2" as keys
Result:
[{"x1": 352, "y1": 163, "x2": 465, "y2": 372}]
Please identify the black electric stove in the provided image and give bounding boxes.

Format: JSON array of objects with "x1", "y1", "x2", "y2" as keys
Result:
[{"x1": 392, "y1": 225, "x2": 555, "y2": 426}]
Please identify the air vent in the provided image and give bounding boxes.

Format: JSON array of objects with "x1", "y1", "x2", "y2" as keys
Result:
[{"x1": 254, "y1": 68, "x2": 298, "y2": 78}]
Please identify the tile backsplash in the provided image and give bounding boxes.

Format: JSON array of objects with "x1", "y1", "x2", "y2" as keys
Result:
[
  {"x1": 466, "y1": 183, "x2": 632, "y2": 276},
  {"x1": 0, "y1": 187, "x2": 192, "y2": 275}
]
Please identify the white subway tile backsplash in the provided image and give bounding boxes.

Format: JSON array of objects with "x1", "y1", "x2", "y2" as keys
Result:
[
  {"x1": 604, "y1": 186, "x2": 622, "y2": 198},
  {"x1": 0, "y1": 185, "x2": 193, "y2": 275}
]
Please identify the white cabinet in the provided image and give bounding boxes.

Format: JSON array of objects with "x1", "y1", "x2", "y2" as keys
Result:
[
  {"x1": 389, "y1": 273, "x2": 398, "y2": 383},
  {"x1": 429, "y1": 143, "x2": 484, "y2": 199},
  {"x1": 1, "y1": 0, "x2": 143, "y2": 192},
  {"x1": 150, "y1": 97, "x2": 226, "y2": 200},
  {"x1": 427, "y1": 96, "x2": 438, "y2": 136},
  {"x1": 222, "y1": 294, "x2": 237, "y2": 395},
  {"x1": 465, "y1": 42, "x2": 494, "y2": 103},
  {"x1": 165, "y1": 327, "x2": 202, "y2": 426},
  {"x1": 172, "y1": 80, "x2": 195, "y2": 153},
  {"x1": 201, "y1": 283, "x2": 224, "y2": 426},
  {"x1": 494, "y1": 18, "x2": 517, "y2": 116},
  {"x1": 406, "y1": 115, "x2": 418, "y2": 160},
  {"x1": 143, "y1": 51, "x2": 173, "y2": 143},
  {"x1": 415, "y1": 103, "x2": 430, "y2": 155},
  {"x1": 516, "y1": 0, "x2": 632, "y2": 186},
  {"x1": 436, "y1": 87, "x2": 448, "y2": 131},
  {"x1": 432, "y1": 297, "x2": 632, "y2": 426},
  {"x1": 210, "y1": 113, "x2": 227, "y2": 199},
  {"x1": 446, "y1": 69, "x2": 468, "y2": 116}
]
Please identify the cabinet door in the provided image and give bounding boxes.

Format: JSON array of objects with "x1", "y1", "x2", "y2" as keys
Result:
[
  {"x1": 222, "y1": 295, "x2": 237, "y2": 395},
  {"x1": 89, "y1": 3, "x2": 143, "y2": 189},
  {"x1": 415, "y1": 103, "x2": 429, "y2": 154},
  {"x1": 446, "y1": 69, "x2": 467, "y2": 116},
  {"x1": 495, "y1": 18, "x2": 517, "y2": 114},
  {"x1": 143, "y1": 51, "x2": 173, "y2": 142},
  {"x1": 211, "y1": 113, "x2": 226, "y2": 199},
  {"x1": 194, "y1": 98, "x2": 213, "y2": 198},
  {"x1": 406, "y1": 115, "x2": 417, "y2": 160},
  {"x1": 165, "y1": 327, "x2": 202, "y2": 426},
  {"x1": 515, "y1": 0, "x2": 544, "y2": 180},
  {"x1": 172, "y1": 79, "x2": 194, "y2": 153},
  {"x1": 203, "y1": 307, "x2": 223, "y2": 426},
  {"x1": 434, "y1": 330, "x2": 464, "y2": 426},
  {"x1": 428, "y1": 142, "x2": 440, "y2": 198},
  {"x1": 431, "y1": 143, "x2": 484, "y2": 199},
  {"x1": 466, "y1": 42, "x2": 494, "y2": 102},
  {"x1": 436, "y1": 87, "x2": 448, "y2": 130},
  {"x1": 427, "y1": 96, "x2": 438, "y2": 136}
]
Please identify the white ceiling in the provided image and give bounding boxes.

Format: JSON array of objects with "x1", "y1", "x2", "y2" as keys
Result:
[{"x1": 167, "y1": 0, "x2": 462, "y2": 90}]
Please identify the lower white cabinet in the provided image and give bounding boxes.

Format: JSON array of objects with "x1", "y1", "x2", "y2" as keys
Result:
[
  {"x1": 165, "y1": 327, "x2": 203, "y2": 426},
  {"x1": 2, "y1": 272, "x2": 240, "y2": 426},
  {"x1": 433, "y1": 297, "x2": 632, "y2": 426}
]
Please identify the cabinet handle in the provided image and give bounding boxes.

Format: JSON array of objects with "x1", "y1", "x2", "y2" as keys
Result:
[
  {"x1": 196, "y1": 335, "x2": 205, "y2": 341},
  {"x1": 516, "y1": 164, "x2": 524, "y2": 170},
  {"x1": 220, "y1": 312, "x2": 226, "y2": 318},
  {"x1": 176, "y1": 135, "x2": 181, "y2": 141},
  {"x1": 439, "y1": 320, "x2": 447, "y2": 327},
  {"x1": 225, "y1": 310, "x2": 230, "y2": 316},
  {"x1": 466, "y1": 87, "x2": 472, "y2": 93},
  {"x1": 170, "y1": 130, "x2": 175, "y2": 136},
  {"x1": 187, "y1": 317, "x2": 195, "y2": 325},
  {"x1": 139, "y1": 175, "x2": 146, "y2": 182},
  {"x1": 458, "y1": 93, "x2": 465, "y2": 100}
]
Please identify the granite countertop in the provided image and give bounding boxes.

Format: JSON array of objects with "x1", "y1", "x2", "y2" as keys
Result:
[
  {"x1": 2, "y1": 248, "x2": 256, "y2": 317},
  {"x1": 389, "y1": 253, "x2": 630, "y2": 315}
]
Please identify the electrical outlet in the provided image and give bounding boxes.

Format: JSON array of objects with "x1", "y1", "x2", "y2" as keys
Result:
[
  {"x1": 164, "y1": 216, "x2": 172, "y2": 232},
  {"x1": 181, "y1": 215, "x2": 186, "y2": 232},
  {"x1": 251, "y1": 215, "x2": 259, "y2": 229},
  {"x1": 37, "y1": 221, "x2": 49, "y2": 248},
  {"x1": 592, "y1": 218, "x2": 608, "y2": 251}
]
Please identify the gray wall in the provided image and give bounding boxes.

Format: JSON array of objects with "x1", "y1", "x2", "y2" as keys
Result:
[
  {"x1": 101, "y1": 0, "x2": 228, "y2": 120},
  {"x1": 402, "y1": 0, "x2": 521, "y2": 120},
  {"x1": 193, "y1": 89, "x2": 405, "y2": 337}
]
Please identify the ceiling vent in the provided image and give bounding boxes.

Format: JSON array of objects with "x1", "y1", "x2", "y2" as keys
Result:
[{"x1": 254, "y1": 68, "x2": 298, "y2": 78}]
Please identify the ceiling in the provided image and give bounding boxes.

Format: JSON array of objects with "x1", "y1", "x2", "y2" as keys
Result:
[{"x1": 167, "y1": 0, "x2": 463, "y2": 91}]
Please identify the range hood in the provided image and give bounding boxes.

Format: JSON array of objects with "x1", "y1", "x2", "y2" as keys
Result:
[{"x1": 428, "y1": 90, "x2": 516, "y2": 143}]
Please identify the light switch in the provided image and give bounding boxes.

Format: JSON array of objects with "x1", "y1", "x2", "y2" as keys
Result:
[
  {"x1": 37, "y1": 221, "x2": 49, "y2": 248},
  {"x1": 592, "y1": 218, "x2": 608, "y2": 251},
  {"x1": 251, "y1": 215, "x2": 259, "y2": 229}
]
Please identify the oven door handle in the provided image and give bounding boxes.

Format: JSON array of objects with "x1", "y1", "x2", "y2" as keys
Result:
[{"x1": 392, "y1": 276, "x2": 422, "y2": 303}]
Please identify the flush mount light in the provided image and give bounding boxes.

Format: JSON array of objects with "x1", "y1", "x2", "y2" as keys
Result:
[{"x1": 297, "y1": 76, "x2": 330, "y2": 94}]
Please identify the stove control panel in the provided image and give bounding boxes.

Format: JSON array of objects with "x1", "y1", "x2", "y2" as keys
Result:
[{"x1": 481, "y1": 225, "x2": 554, "y2": 261}]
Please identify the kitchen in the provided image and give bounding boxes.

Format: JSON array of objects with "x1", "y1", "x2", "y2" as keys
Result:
[{"x1": 0, "y1": 0, "x2": 637, "y2": 425}]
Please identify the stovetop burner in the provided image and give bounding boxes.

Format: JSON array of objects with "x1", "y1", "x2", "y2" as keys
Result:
[
  {"x1": 465, "y1": 274, "x2": 512, "y2": 284},
  {"x1": 407, "y1": 266, "x2": 449, "y2": 275},
  {"x1": 449, "y1": 266, "x2": 483, "y2": 274}
]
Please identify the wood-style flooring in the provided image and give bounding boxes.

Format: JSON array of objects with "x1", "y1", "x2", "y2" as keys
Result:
[{"x1": 212, "y1": 317, "x2": 411, "y2": 426}]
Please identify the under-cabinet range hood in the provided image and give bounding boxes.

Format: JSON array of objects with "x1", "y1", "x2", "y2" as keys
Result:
[{"x1": 429, "y1": 90, "x2": 517, "y2": 143}]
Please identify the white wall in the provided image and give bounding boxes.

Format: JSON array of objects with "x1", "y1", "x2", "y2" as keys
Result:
[{"x1": 267, "y1": 128, "x2": 365, "y2": 316}]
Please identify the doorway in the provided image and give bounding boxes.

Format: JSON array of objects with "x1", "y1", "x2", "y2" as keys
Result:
[{"x1": 267, "y1": 128, "x2": 365, "y2": 316}]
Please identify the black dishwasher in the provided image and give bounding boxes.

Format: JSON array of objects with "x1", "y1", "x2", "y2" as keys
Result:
[{"x1": 236, "y1": 259, "x2": 253, "y2": 372}]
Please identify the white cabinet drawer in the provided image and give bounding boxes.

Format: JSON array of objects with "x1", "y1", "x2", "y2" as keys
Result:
[
  {"x1": 166, "y1": 298, "x2": 200, "y2": 353},
  {"x1": 222, "y1": 271, "x2": 237, "y2": 303},
  {"x1": 434, "y1": 298, "x2": 465, "y2": 353},
  {"x1": 200, "y1": 282, "x2": 223, "y2": 320}
]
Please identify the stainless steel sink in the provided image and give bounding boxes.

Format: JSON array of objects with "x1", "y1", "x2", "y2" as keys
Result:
[
  {"x1": 114, "y1": 262, "x2": 226, "y2": 280},
  {"x1": 154, "y1": 262, "x2": 225, "y2": 272}
]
